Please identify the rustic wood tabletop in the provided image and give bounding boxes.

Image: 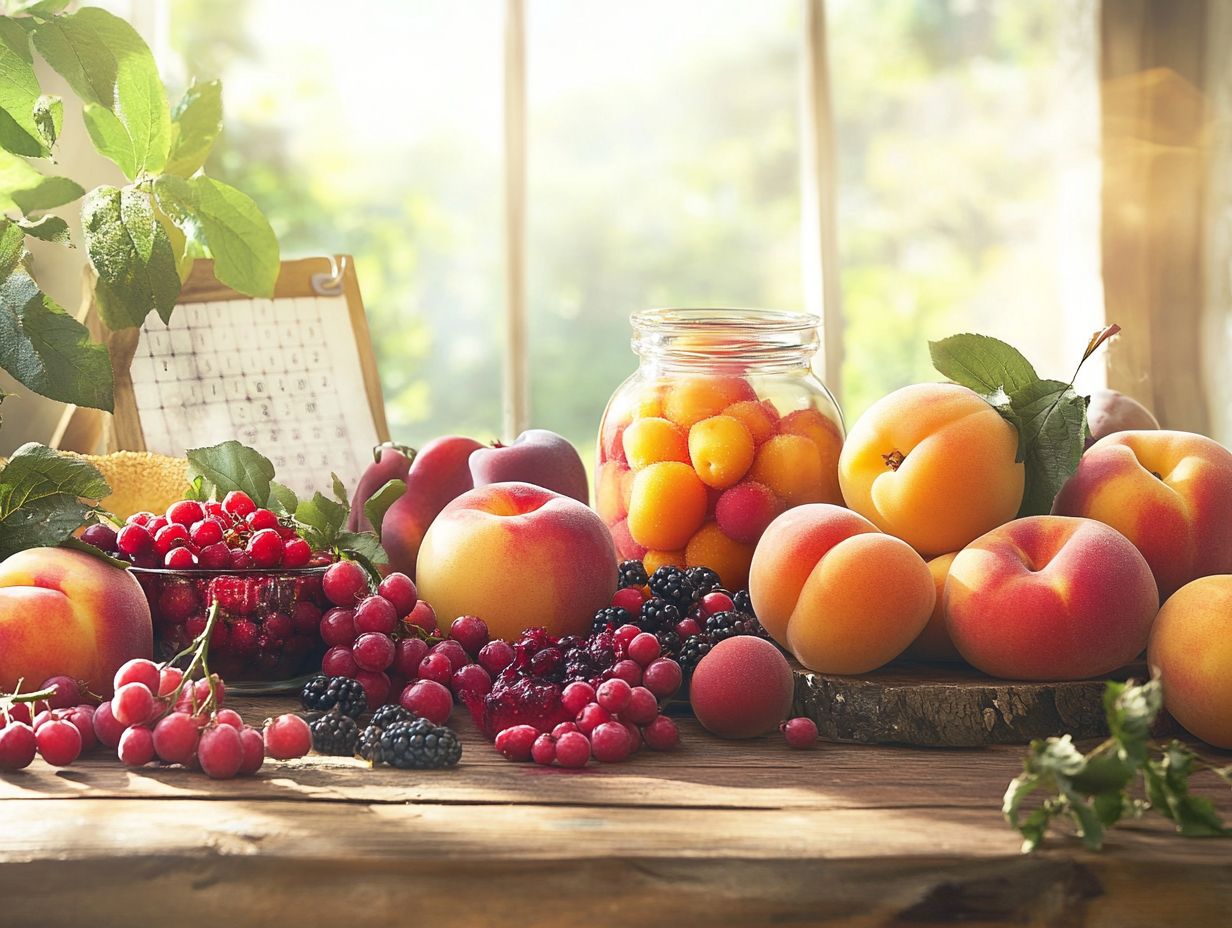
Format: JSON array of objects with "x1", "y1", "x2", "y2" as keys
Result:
[{"x1": 0, "y1": 695, "x2": 1228, "y2": 928}]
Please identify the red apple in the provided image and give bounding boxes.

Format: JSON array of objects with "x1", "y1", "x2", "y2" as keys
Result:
[
  {"x1": 415, "y1": 482, "x2": 616, "y2": 641},
  {"x1": 0, "y1": 547, "x2": 152, "y2": 697},
  {"x1": 469, "y1": 429, "x2": 589, "y2": 505}
]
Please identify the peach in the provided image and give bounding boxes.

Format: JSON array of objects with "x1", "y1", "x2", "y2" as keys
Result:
[
  {"x1": 621, "y1": 417, "x2": 689, "y2": 469},
  {"x1": 838, "y1": 383, "x2": 1025, "y2": 558},
  {"x1": 688, "y1": 415, "x2": 755, "y2": 489},
  {"x1": 748, "y1": 434, "x2": 824, "y2": 506},
  {"x1": 609, "y1": 519, "x2": 648, "y2": 561},
  {"x1": 416, "y1": 482, "x2": 616, "y2": 641},
  {"x1": 903, "y1": 552, "x2": 963, "y2": 663},
  {"x1": 685, "y1": 521, "x2": 755, "y2": 591},
  {"x1": 1086, "y1": 388, "x2": 1159, "y2": 444},
  {"x1": 1051, "y1": 430, "x2": 1232, "y2": 600},
  {"x1": 663, "y1": 375, "x2": 755, "y2": 430},
  {"x1": 945, "y1": 516, "x2": 1158, "y2": 680},
  {"x1": 0, "y1": 547, "x2": 153, "y2": 697},
  {"x1": 748, "y1": 504, "x2": 935, "y2": 674},
  {"x1": 689, "y1": 636, "x2": 795, "y2": 738},
  {"x1": 715, "y1": 481, "x2": 784, "y2": 545},
  {"x1": 1148, "y1": 575, "x2": 1232, "y2": 748},
  {"x1": 595, "y1": 460, "x2": 630, "y2": 526},
  {"x1": 724, "y1": 399, "x2": 778, "y2": 444},
  {"x1": 626, "y1": 461, "x2": 708, "y2": 551},
  {"x1": 778, "y1": 408, "x2": 844, "y2": 505}
]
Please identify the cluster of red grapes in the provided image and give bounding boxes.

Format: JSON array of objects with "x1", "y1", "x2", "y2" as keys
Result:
[{"x1": 85, "y1": 491, "x2": 332, "y2": 571}]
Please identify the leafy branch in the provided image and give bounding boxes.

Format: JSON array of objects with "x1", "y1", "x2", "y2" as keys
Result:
[
  {"x1": 0, "y1": 4, "x2": 279, "y2": 413},
  {"x1": 1004, "y1": 678, "x2": 1232, "y2": 852}
]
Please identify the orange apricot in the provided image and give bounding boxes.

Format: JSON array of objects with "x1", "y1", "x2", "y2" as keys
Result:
[
  {"x1": 622, "y1": 417, "x2": 690, "y2": 469},
  {"x1": 779, "y1": 408, "x2": 844, "y2": 505},
  {"x1": 748, "y1": 434, "x2": 824, "y2": 506},
  {"x1": 663, "y1": 376, "x2": 755, "y2": 430},
  {"x1": 627, "y1": 461, "x2": 708, "y2": 551},
  {"x1": 724, "y1": 400, "x2": 778, "y2": 445},
  {"x1": 685, "y1": 521, "x2": 755, "y2": 591},
  {"x1": 643, "y1": 548, "x2": 687, "y2": 575},
  {"x1": 688, "y1": 415, "x2": 755, "y2": 489}
]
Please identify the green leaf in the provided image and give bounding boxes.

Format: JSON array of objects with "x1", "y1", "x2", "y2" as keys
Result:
[
  {"x1": 183, "y1": 474, "x2": 207, "y2": 502},
  {"x1": 335, "y1": 530, "x2": 388, "y2": 571},
  {"x1": 32, "y1": 94, "x2": 60, "y2": 150},
  {"x1": 82, "y1": 185, "x2": 181, "y2": 328},
  {"x1": 0, "y1": 442, "x2": 110, "y2": 559},
  {"x1": 0, "y1": 148, "x2": 82, "y2": 213},
  {"x1": 1010, "y1": 379, "x2": 1087, "y2": 517},
  {"x1": 153, "y1": 174, "x2": 279, "y2": 297},
  {"x1": 363, "y1": 479, "x2": 405, "y2": 539},
  {"x1": 14, "y1": 212, "x2": 68, "y2": 244},
  {"x1": 0, "y1": 16, "x2": 48, "y2": 156},
  {"x1": 266, "y1": 480, "x2": 298, "y2": 517},
  {"x1": 0, "y1": 233, "x2": 114, "y2": 410},
  {"x1": 164, "y1": 79, "x2": 222, "y2": 177},
  {"x1": 1147, "y1": 744, "x2": 1230, "y2": 837},
  {"x1": 929, "y1": 333, "x2": 1040, "y2": 395},
  {"x1": 330, "y1": 472, "x2": 348, "y2": 505},
  {"x1": 186, "y1": 440, "x2": 275, "y2": 506},
  {"x1": 293, "y1": 491, "x2": 348, "y2": 551},
  {"x1": 7, "y1": 1, "x2": 73, "y2": 14},
  {"x1": 32, "y1": 8, "x2": 170, "y2": 178}
]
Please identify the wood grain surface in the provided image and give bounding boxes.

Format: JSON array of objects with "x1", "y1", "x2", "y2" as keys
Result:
[{"x1": 0, "y1": 696, "x2": 1227, "y2": 928}]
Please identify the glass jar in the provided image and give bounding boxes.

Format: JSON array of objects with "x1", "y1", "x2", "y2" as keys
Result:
[
  {"x1": 596, "y1": 308, "x2": 844, "y2": 591},
  {"x1": 132, "y1": 566, "x2": 328, "y2": 684}
]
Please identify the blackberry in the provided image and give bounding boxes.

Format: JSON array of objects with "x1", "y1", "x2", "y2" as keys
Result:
[
  {"x1": 370, "y1": 703, "x2": 414, "y2": 730},
  {"x1": 617, "y1": 559, "x2": 649, "y2": 589},
  {"x1": 648, "y1": 566, "x2": 698, "y2": 611},
  {"x1": 309, "y1": 710, "x2": 359, "y2": 756},
  {"x1": 300, "y1": 674, "x2": 367, "y2": 719},
  {"x1": 678, "y1": 635, "x2": 713, "y2": 672},
  {"x1": 732, "y1": 589, "x2": 755, "y2": 617},
  {"x1": 592, "y1": 606, "x2": 631, "y2": 635},
  {"x1": 378, "y1": 718, "x2": 462, "y2": 769},
  {"x1": 638, "y1": 598, "x2": 681, "y2": 634},
  {"x1": 684, "y1": 566, "x2": 722, "y2": 596},
  {"x1": 656, "y1": 628, "x2": 681, "y2": 658},
  {"x1": 357, "y1": 723, "x2": 383, "y2": 762},
  {"x1": 705, "y1": 610, "x2": 753, "y2": 643}
]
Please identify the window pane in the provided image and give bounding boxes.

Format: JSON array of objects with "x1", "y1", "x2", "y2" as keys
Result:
[
  {"x1": 525, "y1": 0, "x2": 803, "y2": 454},
  {"x1": 829, "y1": 0, "x2": 1103, "y2": 417},
  {"x1": 166, "y1": 0, "x2": 505, "y2": 445}
]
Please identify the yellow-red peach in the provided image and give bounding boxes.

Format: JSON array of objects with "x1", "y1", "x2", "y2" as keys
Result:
[
  {"x1": 0, "y1": 547, "x2": 152, "y2": 697},
  {"x1": 1148, "y1": 575, "x2": 1232, "y2": 748},
  {"x1": 749, "y1": 504, "x2": 935, "y2": 674},
  {"x1": 945, "y1": 516, "x2": 1158, "y2": 680},
  {"x1": 1052, "y1": 430, "x2": 1232, "y2": 600},
  {"x1": 838, "y1": 383, "x2": 1024, "y2": 558},
  {"x1": 416, "y1": 482, "x2": 617, "y2": 641},
  {"x1": 904, "y1": 552, "x2": 963, "y2": 663}
]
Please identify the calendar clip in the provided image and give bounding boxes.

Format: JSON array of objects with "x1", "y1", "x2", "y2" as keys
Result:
[{"x1": 311, "y1": 255, "x2": 347, "y2": 296}]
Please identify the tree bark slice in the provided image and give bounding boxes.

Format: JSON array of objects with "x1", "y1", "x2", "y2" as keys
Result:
[{"x1": 793, "y1": 661, "x2": 1149, "y2": 747}]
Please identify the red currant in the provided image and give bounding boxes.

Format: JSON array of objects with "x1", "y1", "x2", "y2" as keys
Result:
[
  {"x1": 781, "y1": 717, "x2": 818, "y2": 749},
  {"x1": 282, "y1": 537, "x2": 312, "y2": 568},
  {"x1": 222, "y1": 490, "x2": 257, "y2": 519},
  {"x1": 590, "y1": 721, "x2": 632, "y2": 764},
  {"x1": 154, "y1": 523, "x2": 190, "y2": 555},
  {"x1": 643, "y1": 715, "x2": 679, "y2": 751},
  {"x1": 247, "y1": 528, "x2": 284, "y2": 568},
  {"x1": 116, "y1": 523, "x2": 153, "y2": 557},
  {"x1": 494, "y1": 724, "x2": 538, "y2": 761},
  {"x1": 164, "y1": 546, "x2": 198, "y2": 569},
  {"x1": 554, "y1": 731, "x2": 591, "y2": 768}
]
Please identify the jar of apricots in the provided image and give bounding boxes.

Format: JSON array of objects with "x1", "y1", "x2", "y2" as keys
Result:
[{"x1": 596, "y1": 308, "x2": 844, "y2": 590}]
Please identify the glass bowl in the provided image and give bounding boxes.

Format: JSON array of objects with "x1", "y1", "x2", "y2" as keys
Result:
[{"x1": 131, "y1": 566, "x2": 328, "y2": 685}]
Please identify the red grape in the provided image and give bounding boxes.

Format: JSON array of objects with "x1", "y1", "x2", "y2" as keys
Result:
[
  {"x1": 322, "y1": 560, "x2": 368, "y2": 606},
  {"x1": 118, "y1": 725, "x2": 155, "y2": 766},
  {"x1": 198, "y1": 723, "x2": 243, "y2": 779},
  {"x1": 36, "y1": 718, "x2": 82, "y2": 766},
  {"x1": 114, "y1": 658, "x2": 160, "y2": 692},
  {"x1": 0, "y1": 722, "x2": 36, "y2": 770},
  {"x1": 238, "y1": 726, "x2": 265, "y2": 774},
  {"x1": 111, "y1": 682, "x2": 156, "y2": 726},
  {"x1": 400, "y1": 680, "x2": 452, "y2": 725},
  {"x1": 377, "y1": 572, "x2": 417, "y2": 615},
  {"x1": 354, "y1": 595, "x2": 398, "y2": 634},
  {"x1": 152, "y1": 712, "x2": 200, "y2": 765},
  {"x1": 353, "y1": 632, "x2": 395, "y2": 672},
  {"x1": 263, "y1": 714, "x2": 311, "y2": 759}
]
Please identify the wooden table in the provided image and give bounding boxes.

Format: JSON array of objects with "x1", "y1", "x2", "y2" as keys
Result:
[{"x1": 1, "y1": 696, "x2": 1228, "y2": 928}]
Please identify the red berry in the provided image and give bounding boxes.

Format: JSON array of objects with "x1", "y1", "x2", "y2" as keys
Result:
[
  {"x1": 417, "y1": 652, "x2": 453, "y2": 686},
  {"x1": 560, "y1": 681, "x2": 595, "y2": 717},
  {"x1": 147, "y1": 515, "x2": 169, "y2": 535},
  {"x1": 230, "y1": 550, "x2": 254, "y2": 570},
  {"x1": 247, "y1": 528, "x2": 284, "y2": 568},
  {"x1": 611, "y1": 587, "x2": 645, "y2": 614},
  {"x1": 216, "y1": 708, "x2": 244, "y2": 729},
  {"x1": 675, "y1": 617, "x2": 703, "y2": 639},
  {"x1": 321, "y1": 646, "x2": 360, "y2": 678},
  {"x1": 628, "y1": 633, "x2": 661, "y2": 667},
  {"x1": 429, "y1": 639, "x2": 469, "y2": 673},
  {"x1": 610, "y1": 659, "x2": 643, "y2": 686},
  {"x1": 353, "y1": 632, "x2": 395, "y2": 672},
  {"x1": 189, "y1": 519, "x2": 223, "y2": 547},
  {"x1": 292, "y1": 601, "x2": 322, "y2": 634},
  {"x1": 164, "y1": 546, "x2": 198, "y2": 569},
  {"x1": 448, "y1": 615, "x2": 489, "y2": 656},
  {"x1": 238, "y1": 726, "x2": 265, "y2": 774},
  {"x1": 354, "y1": 595, "x2": 398, "y2": 634},
  {"x1": 65, "y1": 706, "x2": 97, "y2": 751},
  {"x1": 154, "y1": 523, "x2": 190, "y2": 555},
  {"x1": 166, "y1": 499, "x2": 205, "y2": 527},
  {"x1": 590, "y1": 721, "x2": 633, "y2": 763},
  {"x1": 38, "y1": 675, "x2": 81, "y2": 710},
  {"x1": 404, "y1": 600, "x2": 437, "y2": 634},
  {"x1": 152, "y1": 712, "x2": 200, "y2": 764},
  {"x1": 157, "y1": 666, "x2": 184, "y2": 697},
  {"x1": 531, "y1": 733, "x2": 557, "y2": 765},
  {"x1": 92, "y1": 701, "x2": 126, "y2": 749},
  {"x1": 613, "y1": 623, "x2": 641, "y2": 653},
  {"x1": 642, "y1": 658, "x2": 683, "y2": 699},
  {"x1": 0, "y1": 721, "x2": 37, "y2": 770},
  {"x1": 552, "y1": 721, "x2": 580, "y2": 738},
  {"x1": 195, "y1": 541, "x2": 232, "y2": 570},
  {"x1": 781, "y1": 717, "x2": 818, "y2": 749},
  {"x1": 354, "y1": 670, "x2": 392, "y2": 708},
  {"x1": 204, "y1": 501, "x2": 231, "y2": 523},
  {"x1": 400, "y1": 679, "x2": 453, "y2": 724},
  {"x1": 643, "y1": 715, "x2": 679, "y2": 751},
  {"x1": 222, "y1": 490, "x2": 257, "y2": 518},
  {"x1": 194, "y1": 675, "x2": 225, "y2": 708},
  {"x1": 377, "y1": 572, "x2": 417, "y2": 615},
  {"x1": 575, "y1": 702, "x2": 611, "y2": 736},
  {"x1": 282, "y1": 537, "x2": 312, "y2": 568},
  {"x1": 117, "y1": 725, "x2": 155, "y2": 766},
  {"x1": 264, "y1": 713, "x2": 312, "y2": 759},
  {"x1": 263, "y1": 612, "x2": 293, "y2": 641},
  {"x1": 80, "y1": 522, "x2": 118, "y2": 553},
  {"x1": 115, "y1": 658, "x2": 160, "y2": 692},
  {"x1": 157, "y1": 582, "x2": 200, "y2": 621},
  {"x1": 1, "y1": 703, "x2": 31, "y2": 726},
  {"x1": 319, "y1": 607, "x2": 358, "y2": 647},
  {"x1": 700, "y1": 591, "x2": 735, "y2": 616},
  {"x1": 231, "y1": 619, "x2": 259, "y2": 654},
  {"x1": 623, "y1": 686, "x2": 659, "y2": 725},
  {"x1": 595, "y1": 678, "x2": 632, "y2": 714},
  {"x1": 127, "y1": 511, "x2": 155, "y2": 526},
  {"x1": 494, "y1": 724, "x2": 539, "y2": 761},
  {"x1": 322, "y1": 560, "x2": 369, "y2": 606},
  {"x1": 554, "y1": 731, "x2": 591, "y2": 768},
  {"x1": 450, "y1": 663, "x2": 492, "y2": 698},
  {"x1": 393, "y1": 637, "x2": 429, "y2": 677},
  {"x1": 116, "y1": 523, "x2": 153, "y2": 557},
  {"x1": 621, "y1": 720, "x2": 642, "y2": 755},
  {"x1": 245, "y1": 508, "x2": 279, "y2": 531},
  {"x1": 36, "y1": 718, "x2": 82, "y2": 766},
  {"x1": 199, "y1": 723, "x2": 244, "y2": 779},
  {"x1": 111, "y1": 683, "x2": 156, "y2": 726},
  {"x1": 477, "y1": 640, "x2": 515, "y2": 676}
]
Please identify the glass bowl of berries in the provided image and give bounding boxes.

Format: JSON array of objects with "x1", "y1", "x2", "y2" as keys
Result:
[{"x1": 97, "y1": 490, "x2": 336, "y2": 684}]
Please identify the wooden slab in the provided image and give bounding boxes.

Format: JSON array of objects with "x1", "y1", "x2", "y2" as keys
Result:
[{"x1": 795, "y1": 661, "x2": 1151, "y2": 747}]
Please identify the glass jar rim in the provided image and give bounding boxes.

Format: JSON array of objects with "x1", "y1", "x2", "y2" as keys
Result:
[
  {"x1": 630, "y1": 307, "x2": 820, "y2": 369},
  {"x1": 630, "y1": 307, "x2": 820, "y2": 334}
]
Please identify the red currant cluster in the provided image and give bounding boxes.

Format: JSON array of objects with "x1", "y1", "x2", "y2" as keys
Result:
[{"x1": 87, "y1": 491, "x2": 330, "y2": 571}]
